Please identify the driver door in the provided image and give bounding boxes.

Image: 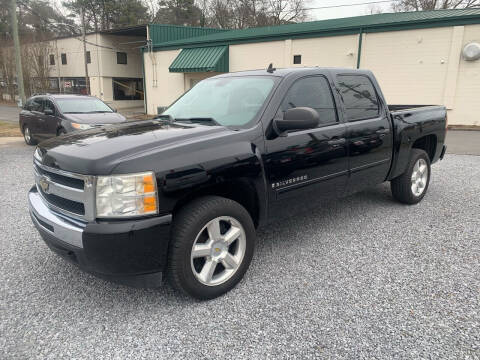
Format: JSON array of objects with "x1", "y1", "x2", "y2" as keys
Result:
[{"x1": 263, "y1": 75, "x2": 348, "y2": 221}]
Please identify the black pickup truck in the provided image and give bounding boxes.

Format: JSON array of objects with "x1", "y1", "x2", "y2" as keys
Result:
[{"x1": 29, "y1": 67, "x2": 447, "y2": 299}]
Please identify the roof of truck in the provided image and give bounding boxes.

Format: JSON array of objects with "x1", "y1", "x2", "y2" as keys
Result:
[{"x1": 214, "y1": 66, "x2": 371, "y2": 78}]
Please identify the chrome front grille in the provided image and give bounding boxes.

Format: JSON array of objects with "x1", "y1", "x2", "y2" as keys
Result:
[{"x1": 33, "y1": 159, "x2": 96, "y2": 222}]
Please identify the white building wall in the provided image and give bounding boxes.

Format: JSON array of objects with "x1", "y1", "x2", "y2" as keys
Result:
[{"x1": 291, "y1": 35, "x2": 359, "y2": 68}]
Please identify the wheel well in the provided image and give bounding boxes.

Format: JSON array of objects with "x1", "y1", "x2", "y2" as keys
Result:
[
  {"x1": 172, "y1": 180, "x2": 260, "y2": 228},
  {"x1": 412, "y1": 134, "x2": 437, "y2": 162}
]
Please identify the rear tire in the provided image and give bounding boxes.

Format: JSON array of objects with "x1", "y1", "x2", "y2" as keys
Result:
[
  {"x1": 391, "y1": 149, "x2": 431, "y2": 204},
  {"x1": 167, "y1": 196, "x2": 256, "y2": 300},
  {"x1": 23, "y1": 125, "x2": 37, "y2": 145}
]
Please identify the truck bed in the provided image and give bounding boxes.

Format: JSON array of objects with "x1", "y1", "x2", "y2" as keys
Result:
[
  {"x1": 388, "y1": 104, "x2": 438, "y2": 112},
  {"x1": 387, "y1": 104, "x2": 447, "y2": 180}
]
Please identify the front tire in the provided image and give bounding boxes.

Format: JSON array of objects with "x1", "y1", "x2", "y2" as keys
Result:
[
  {"x1": 167, "y1": 196, "x2": 256, "y2": 300},
  {"x1": 23, "y1": 125, "x2": 37, "y2": 145},
  {"x1": 391, "y1": 149, "x2": 431, "y2": 204}
]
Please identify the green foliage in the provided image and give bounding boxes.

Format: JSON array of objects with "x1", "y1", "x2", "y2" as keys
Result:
[{"x1": 63, "y1": 0, "x2": 150, "y2": 31}]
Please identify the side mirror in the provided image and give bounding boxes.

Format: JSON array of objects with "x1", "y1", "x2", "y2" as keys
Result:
[
  {"x1": 274, "y1": 107, "x2": 319, "y2": 134},
  {"x1": 44, "y1": 109, "x2": 54, "y2": 116}
]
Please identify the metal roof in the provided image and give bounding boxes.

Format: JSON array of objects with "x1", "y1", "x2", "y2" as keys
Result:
[
  {"x1": 153, "y1": 9, "x2": 480, "y2": 50},
  {"x1": 148, "y1": 24, "x2": 227, "y2": 44},
  {"x1": 169, "y1": 46, "x2": 229, "y2": 73}
]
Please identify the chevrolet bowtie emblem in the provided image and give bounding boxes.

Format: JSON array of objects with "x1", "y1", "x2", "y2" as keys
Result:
[{"x1": 39, "y1": 176, "x2": 50, "y2": 193}]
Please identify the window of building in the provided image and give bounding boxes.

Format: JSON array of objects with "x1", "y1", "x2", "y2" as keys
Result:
[
  {"x1": 37, "y1": 56, "x2": 44, "y2": 67},
  {"x1": 113, "y1": 78, "x2": 143, "y2": 100},
  {"x1": 86, "y1": 51, "x2": 91, "y2": 64},
  {"x1": 293, "y1": 55, "x2": 302, "y2": 64},
  {"x1": 336, "y1": 75, "x2": 379, "y2": 121},
  {"x1": 49, "y1": 54, "x2": 55, "y2": 66},
  {"x1": 278, "y1": 76, "x2": 337, "y2": 127},
  {"x1": 61, "y1": 53, "x2": 67, "y2": 65},
  {"x1": 116, "y1": 52, "x2": 127, "y2": 65}
]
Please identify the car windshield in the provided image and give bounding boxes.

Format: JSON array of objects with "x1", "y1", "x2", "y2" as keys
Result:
[
  {"x1": 56, "y1": 98, "x2": 113, "y2": 114},
  {"x1": 163, "y1": 76, "x2": 277, "y2": 127}
]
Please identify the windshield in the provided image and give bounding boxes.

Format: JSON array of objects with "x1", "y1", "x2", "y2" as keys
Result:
[
  {"x1": 56, "y1": 98, "x2": 113, "y2": 114},
  {"x1": 163, "y1": 76, "x2": 276, "y2": 127}
]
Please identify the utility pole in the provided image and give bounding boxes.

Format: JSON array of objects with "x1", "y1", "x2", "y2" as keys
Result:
[
  {"x1": 80, "y1": 7, "x2": 90, "y2": 95},
  {"x1": 10, "y1": 0, "x2": 25, "y2": 106}
]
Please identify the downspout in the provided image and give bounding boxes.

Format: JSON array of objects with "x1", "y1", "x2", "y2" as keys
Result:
[
  {"x1": 142, "y1": 47, "x2": 147, "y2": 114},
  {"x1": 356, "y1": 28, "x2": 363, "y2": 69}
]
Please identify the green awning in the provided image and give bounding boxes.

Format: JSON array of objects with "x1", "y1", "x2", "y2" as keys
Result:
[{"x1": 169, "y1": 46, "x2": 228, "y2": 73}]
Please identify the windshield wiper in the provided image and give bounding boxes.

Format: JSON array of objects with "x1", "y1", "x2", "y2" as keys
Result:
[
  {"x1": 174, "y1": 117, "x2": 220, "y2": 126},
  {"x1": 85, "y1": 111, "x2": 112, "y2": 113}
]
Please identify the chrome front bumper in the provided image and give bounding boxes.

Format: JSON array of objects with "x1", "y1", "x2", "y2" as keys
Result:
[{"x1": 29, "y1": 188, "x2": 85, "y2": 248}]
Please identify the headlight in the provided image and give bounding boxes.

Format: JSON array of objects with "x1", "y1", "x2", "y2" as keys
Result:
[
  {"x1": 96, "y1": 172, "x2": 158, "y2": 218},
  {"x1": 71, "y1": 122, "x2": 92, "y2": 130}
]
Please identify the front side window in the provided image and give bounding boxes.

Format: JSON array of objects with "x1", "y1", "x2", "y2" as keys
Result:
[
  {"x1": 43, "y1": 99, "x2": 55, "y2": 114},
  {"x1": 278, "y1": 76, "x2": 337, "y2": 126},
  {"x1": 163, "y1": 76, "x2": 277, "y2": 128},
  {"x1": 336, "y1": 75, "x2": 379, "y2": 121},
  {"x1": 30, "y1": 97, "x2": 43, "y2": 112},
  {"x1": 56, "y1": 98, "x2": 113, "y2": 114}
]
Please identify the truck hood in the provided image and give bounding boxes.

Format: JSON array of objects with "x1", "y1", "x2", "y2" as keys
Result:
[
  {"x1": 63, "y1": 112, "x2": 126, "y2": 124},
  {"x1": 36, "y1": 120, "x2": 233, "y2": 174}
]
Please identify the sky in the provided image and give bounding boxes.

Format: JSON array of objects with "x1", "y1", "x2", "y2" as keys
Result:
[{"x1": 308, "y1": 0, "x2": 394, "y2": 20}]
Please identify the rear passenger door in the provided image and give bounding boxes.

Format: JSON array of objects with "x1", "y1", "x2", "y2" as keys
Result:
[
  {"x1": 334, "y1": 74, "x2": 393, "y2": 193},
  {"x1": 264, "y1": 74, "x2": 348, "y2": 220}
]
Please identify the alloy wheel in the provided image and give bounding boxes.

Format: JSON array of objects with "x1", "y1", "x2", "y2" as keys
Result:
[
  {"x1": 411, "y1": 158, "x2": 428, "y2": 196},
  {"x1": 190, "y1": 216, "x2": 246, "y2": 286}
]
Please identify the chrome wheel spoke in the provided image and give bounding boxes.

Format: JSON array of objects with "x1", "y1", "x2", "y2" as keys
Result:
[
  {"x1": 192, "y1": 242, "x2": 212, "y2": 258},
  {"x1": 221, "y1": 253, "x2": 238, "y2": 270},
  {"x1": 222, "y1": 226, "x2": 241, "y2": 245},
  {"x1": 207, "y1": 220, "x2": 222, "y2": 241},
  {"x1": 199, "y1": 259, "x2": 217, "y2": 284}
]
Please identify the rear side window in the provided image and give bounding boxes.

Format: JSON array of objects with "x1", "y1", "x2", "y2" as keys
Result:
[
  {"x1": 336, "y1": 75, "x2": 379, "y2": 121},
  {"x1": 279, "y1": 76, "x2": 337, "y2": 126}
]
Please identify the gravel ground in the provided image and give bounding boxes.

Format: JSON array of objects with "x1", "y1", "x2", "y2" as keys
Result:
[{"x1": 1, "y1": 142, "x2": 479, "y2": 359}]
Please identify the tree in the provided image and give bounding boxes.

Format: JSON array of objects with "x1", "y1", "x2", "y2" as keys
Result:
[
  {"x1": 207, "y1": 0, "x2": 308, "y2": 29},
  {"x1": 63, "y1": 0, "x2": 150, "y2": 31},
  {"x1": 392, "y1": 0, "x2": 480, "y2": 11},
  {"x1": 154, "y1": 0, "x2": 203, "y2": 27}
]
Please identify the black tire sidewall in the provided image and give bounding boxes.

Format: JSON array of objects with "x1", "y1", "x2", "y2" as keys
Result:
[{"x1": 169, "y1": 197, "x2": 255, "y2": 300}]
